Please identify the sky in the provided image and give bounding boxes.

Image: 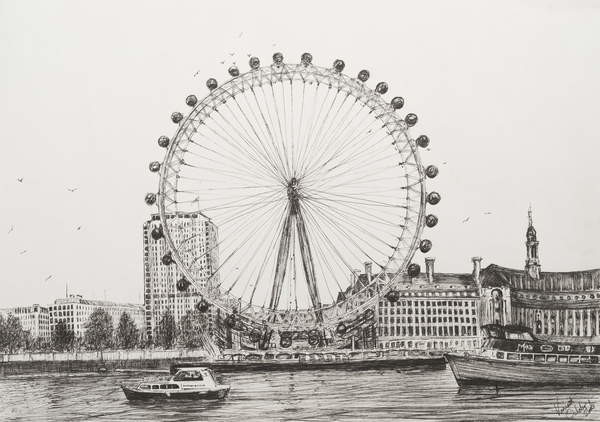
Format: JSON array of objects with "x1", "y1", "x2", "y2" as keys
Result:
[{"x1": 0, "y1": 0, "x2": 599, "y2": 308}]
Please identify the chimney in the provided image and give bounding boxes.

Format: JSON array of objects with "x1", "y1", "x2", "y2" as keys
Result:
[
  {"x1": 425, "y1": 258, "x2": 435, "y2": 283},
  {"x1": 472, "y1": 257, "x2": 482, "y2": 284},
  {"x1": 364, "y1": 261, "x2": 372, "y2": 282}
]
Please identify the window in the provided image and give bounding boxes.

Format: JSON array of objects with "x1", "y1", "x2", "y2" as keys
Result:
[
  {"x1": 507, "y1": 353, "x2": 519, "y2": 360},
  {"x1": 496, "y1": 351, "x2": 505, "y2": 359},
  {"x1": 558, "y1": 355, "x2": 569, "y2": 363},
  {"x1": 520, "y1": 354, "x2": 533, "y2": 361},
  {"x1": 534, "y1": 354, "x2": 545, "y2": 362}
]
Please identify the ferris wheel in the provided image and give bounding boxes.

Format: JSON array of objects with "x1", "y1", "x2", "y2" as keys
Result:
[{"x1": 145, "y1": 52, "x2": 440, "y2": 345}]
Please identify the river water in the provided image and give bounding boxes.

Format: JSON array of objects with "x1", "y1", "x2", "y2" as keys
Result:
[{"x1": 1, "y1": 366, "x2": 599, "y2": 421}]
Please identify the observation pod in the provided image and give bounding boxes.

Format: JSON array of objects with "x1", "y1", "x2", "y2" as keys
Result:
[
  {"x1": 301, "y1": 53, "x2": 313, "y2": 65},
  {"x1": 151, "y1": 225, "x2": 163, "y2": 240},
  {"x1": 425, "y1": 165, "x2": 438, "y2": 178},
  {"x1": 386, "y1": 290, "x2": 400, "y2": 303},
  {"x1": 206, "y1": 78, "x2": 218, "y2": 91},
  {"x1": 158, "y1": 136, "x2": 170, "y2": 148},
  {"x1": 336, "y1": 322, "x2": 347, "y2": 335},
  {"x1": 357, "y1": 70, "x2": 370, "y2": 82},
  {"x1": 333, "y1": 59, "x2": 345, "y2": 73},
  {"x1": 416, "y1": 135, "x2": 429, "y2": 148},
  {"x1": 375, "y1": 82, "x2": 388, "y2": 94},
  {"x1": 407, "y1": 263, "x2": 421, "y2": 277},
  {"x1": 405, "y1": 113, "x2": 418, "y2": 127},
  {"x1": 185, "y1": 95, "x2": 198, "y2": 107},
  {"x1": 425, "y1": 214, "x2": 438, "y2": 228},
  {"x1": 176, "y1": 277, "x2": 190, "y2": 292},
  {"x1": 171, "y1": 112, "x2": 183, "y2": 124},
  {"x1": 196, "y1": 299, "x2": 210, "y2": 313},
  {"x1": 144, "y1": 193, "x2": 157, "y2": 206},
  {"x1": 161, "y1": 252, "x2": 174, "y2": 266},
  {"x1": 272, "y1": 52, "x2": 284, "y2": 65},
  {"x1": 149, "y1": 161, "x2": 161, "y2": 173},
  {"x1": 419, "y1": 239, "x2": 433, "y2": 253},
  {"x1": 391, "y1": 97, "x2": 404, "y2": 110},
  {"x1": 427, "y1": 192, "x2": 441, "y2": 205},
  {"x1": 249, "y1": 56, "x2": 260, "y2": 69},
  {"x1": 228, "y1": 66, "x2": 240, "y2": 77}
]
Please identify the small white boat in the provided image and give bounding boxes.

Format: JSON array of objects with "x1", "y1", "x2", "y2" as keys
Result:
[{"x1": 121, "y1": 367, "x2": 230, "y2": 400}]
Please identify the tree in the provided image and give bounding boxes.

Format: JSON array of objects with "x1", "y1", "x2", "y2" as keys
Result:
[
  {"x1": 84, "y1": 308, "x2": 113, "y2": 350},
  {"x1": 156, "y1": 309, "x2": 177, "y2": 349},
  {"x1": 115, "y1": 312, "x2": 139, "y2": 349},
  {"x1": 178, "y1": 309, "x2": 209, "y2": 348},
  {"x1": 0, "y1": 314, "x2": 26, "y2": 353},
  {"x1": 52, "y1": 319, "x2": 74, "y2": 351}
]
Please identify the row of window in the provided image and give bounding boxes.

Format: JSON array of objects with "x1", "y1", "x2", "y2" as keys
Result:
[
  {"x1": 497, "y1": 351, "x2": 600, "y2": 364},
  {"x1": 379, "y1": 316, "x2": 476, "y2": 324},
  {"x1": 379, "y1": 325, "x2": 478, "y2": 337}
]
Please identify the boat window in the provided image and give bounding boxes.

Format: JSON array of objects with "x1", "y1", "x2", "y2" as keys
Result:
[
  {"x1": 160, "y1": 384, "x2": 168, "y2": 389},
  {"x1": 520, "y1": 354, "x2": 533, "y2": 361},
  {"x1": 534, "y1": 354, "x2": 545, "y2": 362},
  {"x1": 168, "y1": 384, "x2": 180, "y2": 389},
  {"x1": 580, "y1": 356, "x2": 598, "y2": 364},
  {"x1": 151, "y1": 385, "x2": 159, "y2": 389},
  {"x1": 507, "y1": 353, "x2": 519, "y2": 360},
  {"x1": 546, "y1": 355, "x2": 557, "y2": 362},
  {"x1": 505, "y1": 332, "x2": 534, "y2": 341},
  {"x1": 173, "y1": 370, "x2": 204, "y2": 381},
  {"x1": 140, "y1": 384, "x2": 151, "y2": 390},
  {"x1": 264, "y1": 353, "x2": 275, "y2": 360},
  {"x1": 247, "y1": 354, "x2": 262, "y2": 361},
  {"x1": 496, "y1": 351, "x2": 505, "y2": 359},
  {"x1": 487, "y1": 328, "x2": 501, "y2": 338},
  {"x1": 569, "y1": 356, "x2": 581, "y2": 364},
  {"x1": 558, "y1": 355, "x2": 569, "y2": 363}
]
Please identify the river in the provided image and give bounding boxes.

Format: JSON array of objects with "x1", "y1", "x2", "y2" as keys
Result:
[{"x1": 1, "y1": 366, "x2": 599, "y2": 421}]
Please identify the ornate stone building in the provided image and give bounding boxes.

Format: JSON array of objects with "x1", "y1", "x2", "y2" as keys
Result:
[{"x1": 479, "y1": 209, "x2": 600, "y2": 338}]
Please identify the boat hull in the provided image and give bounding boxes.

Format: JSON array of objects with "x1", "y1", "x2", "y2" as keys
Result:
[
  {"x1": 122, "y1": 385, "x2": 230, "y2": 401},
  {"x1": 445, "y1": 353, "x2": 600, "y2": 386}
]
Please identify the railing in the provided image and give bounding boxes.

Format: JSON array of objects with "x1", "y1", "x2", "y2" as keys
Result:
[{"x1": 0, "y1": 349, "x2": 210, "y2": 363}]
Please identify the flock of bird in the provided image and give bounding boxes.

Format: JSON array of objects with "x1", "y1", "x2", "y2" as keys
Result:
[{"x1": 11, "y1": 177, "x2": 82, "y2": 283}]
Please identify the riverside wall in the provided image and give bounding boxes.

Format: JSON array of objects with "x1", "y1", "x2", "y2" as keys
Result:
[{"x1": 0, "y1": 349, "x2": 210, "y2": 376}]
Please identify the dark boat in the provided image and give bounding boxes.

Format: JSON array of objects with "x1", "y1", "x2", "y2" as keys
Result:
[
  {"x1": 171, "y1": 348, "x2": 446, "y2": 374},
  {"x1": 445, "y1": 324, "x2": 600, "y2": 386},
  {"x1": 121, "y1": 367, "x2": 230, "y2": 400}
]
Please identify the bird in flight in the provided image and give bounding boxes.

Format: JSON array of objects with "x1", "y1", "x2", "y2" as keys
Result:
[
  {"x1": 17, "y1": 177, "x2": 23, "y2": 183},
  {"x1": 44, "y1": 275, "x2": 53, "y2": 282},
  {"x1": 7, "y1": 225, "x2": 14, "y2": 234},
  {"x1": 229, "y1": 52, "x2": 235, "y2": 57},
  {"x1": 484, "y1": 211, "x2": 492, "y2": 215},
  {"x1": 219, "y1": 60, "x2": 225, "y2": 65},
  {"x1": 193, "y1": 70, "x2": 200, "y2": 77},
  {"x1": 67, "y1": 187, "x2": 78, "y2": 192},
  {"x1": 442, "y1": 161, "x2": 448, "y2": 165},
  {"x1": 462, "y1": 217, "x2": 470, "y2": 223},
  {"x1": 238, "y1": 32, "x2": 243, "y2": 38},
  {"x1": 19, "y1": 250, "x2": 27, "y2": 255},
  {"x1": 76, "y1": 226, "x2": 82, "y2": 231}
]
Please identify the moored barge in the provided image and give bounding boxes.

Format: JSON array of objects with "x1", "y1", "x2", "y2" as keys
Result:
[{"x1": 445, "y1": 324, "x2": 600, "y2": 386}]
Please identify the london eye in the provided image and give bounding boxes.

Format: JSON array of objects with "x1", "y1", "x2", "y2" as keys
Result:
[{"x1": 145, "y1": 52, "x2": 440, "y2": 346}]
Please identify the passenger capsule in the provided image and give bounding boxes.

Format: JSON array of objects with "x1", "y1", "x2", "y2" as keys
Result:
[
  {"x1": 386, "y1": 290, "x2": 400, "y2": 303},
  {"x1": 375, "y1": 82, "x2": 388, "y2": 95},
  {"x1": 206, "y1": 78, "x2": 218, "y2": 91},
  {"x1": 196, "y1": 299, "x2": 210, "y2": 313},
  {"x1": 151, "y1": 225, "x2": 163, "y2": 241},
  {"x1": 419, "y1": 239, "x2": 433, "y2": 253},
  {"x1": 249, "y1": 56, "x2": 260, "y2": 69},
  {"x1": 161, "y1": 252, "x2": 173, "y2": 266},
  {"x1": 391, "y1": 97, "x2": 404, "y2": 110},
  {"x1": 336, "y1": 322, "x2": 347, "y2": 335},
  {"x1": 225, "y1": 314, "x2": 237, "y2": 328},
  {"x1": 301, "y1": 52, "x2": 313, "y2": 65},
  {"x1": 425, "y1": 165, "x2": 438, "y2": 178},
  {"x1": 416, "y1": 135, "x2": 429, "y2": 148},
  {"x1": 228, "y1": 66, "x2": 240, "y2": 77},
  {"x1": 425, "y1": 214, "x2": 438, "y2": 228},
  {"x1": 405, "y1": 113, "x2": 418, "y2": 127},
  {"x1": 249, "y1": 330, "x2": 262, "y2": 343},
  {"x1": 272, "y1": 52, "x2": 284, "y2": 65},
  {"x1": 149, "y1": 161, "x2": 161, "y2": 173},
  {"x1": 157, "y1": 136, "x2": 170, "y2": 148},
  {"x1": 144, "y1": 193, "x2": 157, "y2": 206},
  {"x1": 176, "y1": 277, "x2": 190, "y2": 292},
  {"x1": 357, "y1": 70, "x2": 370, "y2": 82},
  {"x1": 171, "y1": 112, "x2": 183, "y2": 124},
  {"x1": 427, "y1": 192, "x2": 441, "y2": 205},
  {"x1": 185, "y1": 95, "x2": 197, "y2": 107},
  {"x1": 407, "y1": 263, "x2": 421, "y2": 277},
  {"x1": 333, "y1": 59, "x2": 345, "y2": 73}
]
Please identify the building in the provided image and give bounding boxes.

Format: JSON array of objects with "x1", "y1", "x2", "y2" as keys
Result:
[
  {"x1": 143, "y1": 212, "x2": 219, "y2": 342},
  {"x1": 48, "y1": 294, "x2": 144, "y2": 339},
  {"x1": 340, "y1": 258, "x2": 482, "y2": 352},
  {"x1": 479, "y1": 208, "x2": 600, "y2": 339},
  {"x1": 0, "y1": 305, "x2": 50, "y2": 342}
]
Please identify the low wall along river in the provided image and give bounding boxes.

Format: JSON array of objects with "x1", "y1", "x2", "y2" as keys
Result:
[{"x1": 0, "y1": 349, "x2": 210, "y2": 376}]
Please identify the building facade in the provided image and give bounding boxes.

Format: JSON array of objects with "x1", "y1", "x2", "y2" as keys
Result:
[
  {"x1": 143, "y1": 212, "x2": 219, "y2": 342},
  {"x1": 0, "y1": 305, "x2": 51, "y2": 342},
  {"x1": 48, "y1": 295, "x2": 144, "y2": 339},
  {"x1": 479, "y1": 209, "x2": 600, "y2": 339}
]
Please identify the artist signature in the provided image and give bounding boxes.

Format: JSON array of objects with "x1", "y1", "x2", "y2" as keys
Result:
[{"x1": 554, "y1": 397, "x2": 595, "y2": 418}]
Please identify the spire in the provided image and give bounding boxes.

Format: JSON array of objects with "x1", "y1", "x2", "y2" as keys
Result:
[{"x1": 525, "y1": 206, "x2": 541, "y2": 279}]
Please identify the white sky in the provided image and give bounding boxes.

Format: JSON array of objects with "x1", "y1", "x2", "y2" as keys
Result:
[{"x1": 1, "y1": 0, "x2": 599, "y2": 308}]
